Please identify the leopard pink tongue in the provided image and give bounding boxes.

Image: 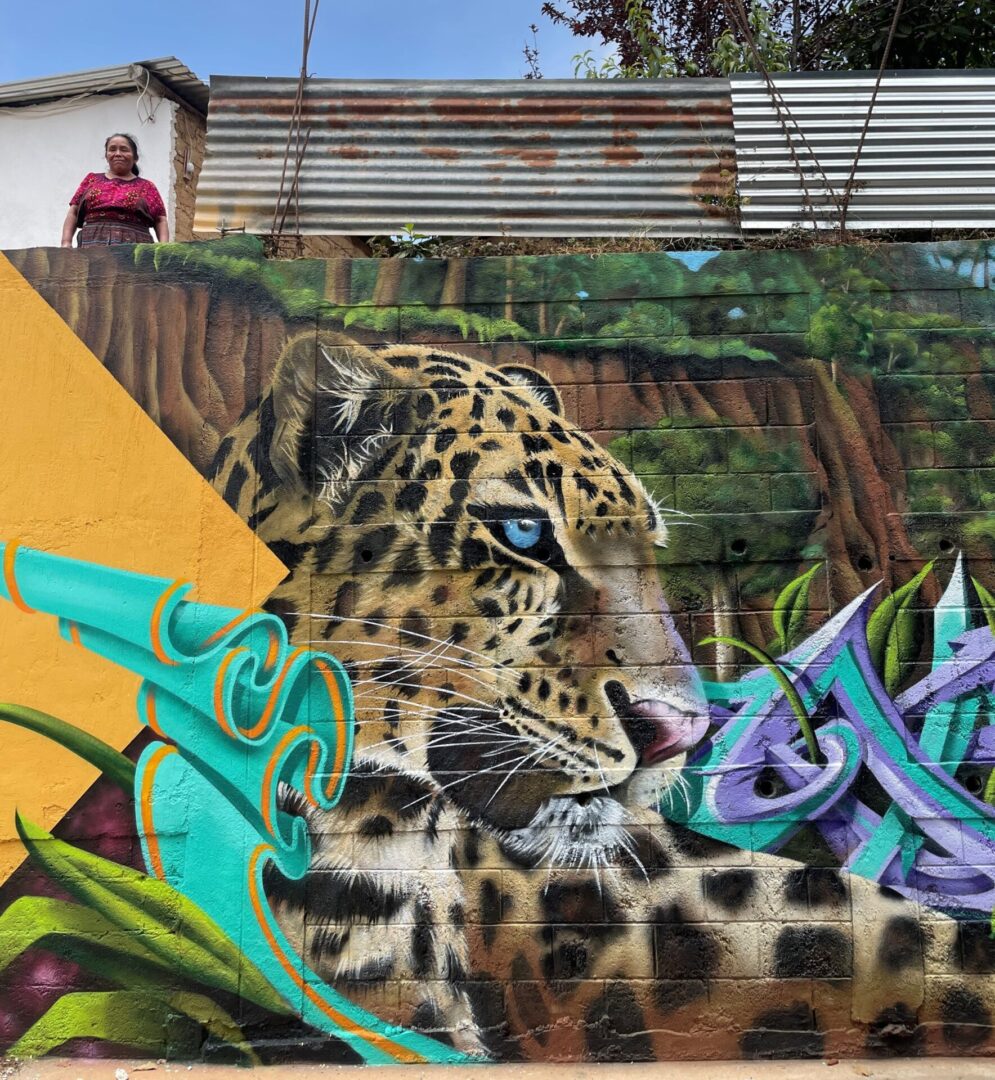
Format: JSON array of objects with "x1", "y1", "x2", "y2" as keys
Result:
[{"x1": 629, "y1": 700, "x2": 709, "y2": 765}]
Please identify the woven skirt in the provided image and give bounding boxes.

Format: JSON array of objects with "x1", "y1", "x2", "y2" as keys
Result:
[{"x1": 78, "y1": 222, "x2": 153, "y2": 247}]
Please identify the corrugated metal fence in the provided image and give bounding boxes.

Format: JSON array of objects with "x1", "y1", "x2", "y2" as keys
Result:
[
  {"x1": 732, "y1": 69, "x2": 995, "y2": 231},
  {"x1": 194, "y1": 77, "x2": 737, "y2": 238},
  {"x1": 193, "y1": 70, "x2": 995, "y2": 238}
]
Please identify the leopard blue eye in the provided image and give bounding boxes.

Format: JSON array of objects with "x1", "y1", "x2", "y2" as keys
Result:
[{"x1": 502, "y1": 518, "x2": 542, "y2": 550}]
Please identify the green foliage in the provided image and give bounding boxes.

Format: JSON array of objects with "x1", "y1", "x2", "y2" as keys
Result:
[
  {"x1": 824, "y1": 0, "x2": 995, "y2": 69},
  {"x1": 15, "y1": 814, "x2": 290, "y2": 1016},
  {"x1": 0, "y1": 702, "x2": 135, "y2": 792},
  {"x1": 368, "y1": 224, "x2": 443, "y2": 259},
  {"x1": 866, "y1": 562, "x2": 935, "y2": 697},
  {"x1": 11, "y1": 990, "x2": 257, "y2": 1063},
  {"x1": 1, "y1": 814, "x2": 292, "y2": 1060},
  {"x1": 972, "y1": 576, "x2": 995, "y2": 639},
  {"x1": 711, "y1": 4, "x2": 791, "y2": 74},
  {"x1": 135, "y1": 237, "x2": 324, "y2": 319},
  {"x1": 806, "y1": 301, "x2": 873, "y2": 366},
  {"x1": 772, "y1": 563, "x2": 821, "y2": 653},
  {"x1": 573, "y1": 0, "x2": 697, "y2": 77},
  {"x1": 324, "y1": 301, "x2": 528, "y2": 343},
  {"x1": 968, "y1": 577, "x2": 995, "y2": 808}
]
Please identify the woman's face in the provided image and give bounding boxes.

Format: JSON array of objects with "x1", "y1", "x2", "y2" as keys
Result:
[{"x1": 105, "y1": 137, "x2": 135, "y2": 176}]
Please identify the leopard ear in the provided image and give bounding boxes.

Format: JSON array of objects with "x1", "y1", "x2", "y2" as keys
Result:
[
  {"x1": 495, "y1": 364, "x2": 564, "y2": 417},
  {"x1": 266, "y1": 330, "x2": 400, "y2": 495}
]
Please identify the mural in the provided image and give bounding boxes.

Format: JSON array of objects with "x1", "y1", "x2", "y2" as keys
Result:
[{"x1": 1, "y1": 238, "x2": 995, "y2": 1062}]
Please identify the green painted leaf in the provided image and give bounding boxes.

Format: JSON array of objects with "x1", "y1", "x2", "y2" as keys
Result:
[
  {"x1": 772, "y1": 563, "x2": 821, "y2": 652},
  {"x1": 866, "y1": 562, "x2": 934, "y2": 696},
  {"x1": 16, "y1": 815, "x2": 291, "y2": 1017},
  {"x1": 972, "y1": 577, "x2": 995, "y2": 637},
  {"x1": 0, "y1": 703, "x2": 135, "y2": 791},
  {"x1": 11, "y1": 989, "x2": 257, "y2": 1063},
  {"x1": 0, "y1": 895, "x2": 179, "y2": 987},
  {"x1": 699, "y1": 634, "x2": 819, "y2": 764},
  {"x1": 168, "y1": 990, "x2": 260, "y2": 1063},
  {"x1": 12, "y1": 991, "x2": 183, "y2": 1059}
]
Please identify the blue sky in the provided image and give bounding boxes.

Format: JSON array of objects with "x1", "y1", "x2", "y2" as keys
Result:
[{"x1": 1, "y1": 1, "x2": 604, "y2": 84}]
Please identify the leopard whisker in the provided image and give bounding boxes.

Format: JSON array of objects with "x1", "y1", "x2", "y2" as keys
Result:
[
  {"x1": 308, "y1": 613, "x2": 519, "y2": 682},
  {"x1": 483, "y1": 738, "x2": 561, "y2": 810},
  {"x1": 353, "y1": 680, "x2": 493, "y2": 710},
  {"x1": 395, "y1": 752, "x2": 531, "y2": 812},
  {"x1": 355, "y1": 695, "x2": 498, "y2": 720},
  {"x1": 359, "y1": 732, "x2": 523, "y2": 756},
  {"x1": 306, "y1": 637, "x2": 492, "y2": 676},
  {"x1": 593, "y1": 743, "x2": 611, "y2": 798},
  {"x1": 616, "y1": 829, "x2": 650, "y2": 884},
  {"x1": 348, "y1": 660, "x2": 512, "y2": 697}
]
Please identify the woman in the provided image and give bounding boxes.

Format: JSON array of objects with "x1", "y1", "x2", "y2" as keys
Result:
[{"x1": 61, "y1": 133, "x2": 169, "y2": 247}]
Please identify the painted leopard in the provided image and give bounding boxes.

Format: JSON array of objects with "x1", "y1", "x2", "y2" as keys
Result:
[{"x1": 210, "y1": 330, "x2": 995, "y2": 1061}]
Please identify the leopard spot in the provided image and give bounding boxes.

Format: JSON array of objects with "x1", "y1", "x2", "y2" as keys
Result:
[
  {"x1": 773, "y1": 926, "x2": 851, "y2": 979},
  {"x1": 704, "y1": 868, "x2": 756, "y2": 912},
  {"x1": 584, "y1": 983, "x2": 654, "y2": 1063},
  {"x1": 956, "y1": 920, "x2": 995, "y2": 972},
  {"x1": 784, "y1": 867, "x2": 848, "y2": 908},
  {"x1": 510, "y1": 954, "x2": 550, "y2": 1045},
  {"x1": 357, "y1": 814, "x2": 394, "y2": 839},
  {"x1": 541, "y1": 880, "x2": 604, "y2": 924},
  {"x1": 411, "y1": 898, "x2": 435, "y2": 977},
  {"x1": 940, "y1": 985, "x2": 992, "y2": 1049},
  {"x1": 865, "y1": 1003, "x2": 925, "y2": 1057},
  {"x1": 653, "y1": 904, "x2": 719, "y2": 981},
  {"x1": 408, "y1": 1001, "x2": 454, "y2": 1047},
  {"x1": 740, "y1": 1004, "x2": 823, "y2": 1060},
  {"x1": 878, "y1": 916, "x2": 923, "y2": 973},
  {"x1": 480, "y1": 879, "x2": 504, "y2": 948}
]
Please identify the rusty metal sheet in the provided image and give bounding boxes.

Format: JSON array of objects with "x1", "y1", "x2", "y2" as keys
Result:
[
  {"x1": 194, "y1": 76, "x2": 737, "y2": 238},
  {"x1": 732, "y1": 69, "x2": 995, "y2": 231}
]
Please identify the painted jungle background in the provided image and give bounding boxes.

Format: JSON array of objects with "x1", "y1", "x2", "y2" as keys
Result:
[
  {"x1": 11, "y1": 238, "x2": 995, "y2": 661},
  {"x1": 1, "y1": 238, "x2": 995, "y2": 1063}
]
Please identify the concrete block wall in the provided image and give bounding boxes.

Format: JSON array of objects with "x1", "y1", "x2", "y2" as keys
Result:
[{"x1": 1, "y1": 238, "x2": 995, "y2": 1064}]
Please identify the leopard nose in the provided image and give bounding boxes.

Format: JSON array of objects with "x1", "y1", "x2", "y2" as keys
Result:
[{"x1": 605, "y1": 681, "x2": 708, "y2": 765}]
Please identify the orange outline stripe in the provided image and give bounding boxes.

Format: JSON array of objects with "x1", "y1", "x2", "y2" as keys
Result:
[
  {"x1": 3, "y1": 543, "x2": 34, "y2": 614},
  {"x1": 213, "y1": 648, "x2": 248, "y2": 738},
  {"x1": 247, "y1": 845, "x2": 425, "y2": 1064},
  {"x1": 68, "y1": 622, "x2": 82, "y2": 647},
  {"x1": 315, "y1": 659, "x2": 349, "y2": 797},
  {"x1": 139, "y1": 744, "x2": 177, "y2": 880},
  {"x1": 303, "y1": 742, "x2": 321, "y2": 807},
  {"x1": 200, "y1": 611, "x2": 252, "y2": 650},
  {"x1": 150, "y1": 580, "x2": 189, "y2": 666},
  {"x1": 264, "y1": 630, "x2": 280, "y2": 671},
  {"x1": 261, "y1": 724, "x2": 310, "y2": 834},
  {"x1": 145, "y1": 689, "x2": 167, "y2": 740},
  {"x1": 239, "y1": 647, "x2": 307, "y2": 739}
]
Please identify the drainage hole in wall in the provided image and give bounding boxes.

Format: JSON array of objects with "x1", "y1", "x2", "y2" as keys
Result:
[
  {"x1": 939, "y1": 538, "x2": 954, "y2": 553},
  {"x1": 965, "y1": 774, "x2": 985, "y2": 797},
  {"x1": 730, "y1": 538, "x2": 748, "y2": 556},
  {"x1": 755, "y1": 777, "x2": 778, "y2": 799},
  {"x1": 360, "y1": 548, "x2": 374, "y2": 563},
  {"x1": 857, "y1": 554, "x2": 873, "y2": 571}
]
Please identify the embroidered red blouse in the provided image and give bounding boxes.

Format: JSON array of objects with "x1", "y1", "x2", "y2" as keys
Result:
[{"x1": 70, "y1": 173, "x2": 166, "y2": 228}]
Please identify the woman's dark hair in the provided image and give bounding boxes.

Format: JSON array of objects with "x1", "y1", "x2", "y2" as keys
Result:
[{"x1": 104, "y1": 133, "x2": 140, "y2": 176}]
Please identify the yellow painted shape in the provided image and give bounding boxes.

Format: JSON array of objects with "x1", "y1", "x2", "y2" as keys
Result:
[{"x1": 0, "y1": 252, "x2": 287, "y2": 880}]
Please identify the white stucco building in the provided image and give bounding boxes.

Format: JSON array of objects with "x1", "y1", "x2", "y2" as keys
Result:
[{"x1": 0, "y1": 58, "x2": 208, "y2": 250}]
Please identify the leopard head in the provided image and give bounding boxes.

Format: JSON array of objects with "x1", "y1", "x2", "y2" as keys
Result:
[{"x1": 214, "y1": 332, "x2": 708, "y2": 866}]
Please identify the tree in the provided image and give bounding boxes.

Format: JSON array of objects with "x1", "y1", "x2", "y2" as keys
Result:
[{"x1": 539, "y1": 0, "x2": 995, "y2": 78}]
